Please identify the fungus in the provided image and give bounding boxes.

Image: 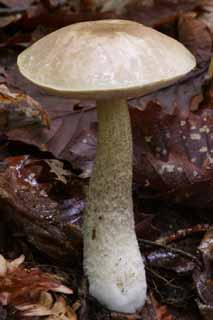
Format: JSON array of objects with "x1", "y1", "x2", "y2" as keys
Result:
[{"x1": 17, "y1": 20, "x2": 196, "y2": 313}]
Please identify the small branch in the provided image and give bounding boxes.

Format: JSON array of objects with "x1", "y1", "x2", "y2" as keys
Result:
[
  {"x1": 111, "y1": 312, "x2": 141, "y2": 320},
  {"x1": 156, "y1": 224, "x2": 210, "y2": 246},
  {"x1": 146, "y1": 266, "x2": 182, "y2": 289}
]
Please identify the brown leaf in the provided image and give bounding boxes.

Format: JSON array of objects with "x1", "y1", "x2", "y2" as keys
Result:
[
  {"x1": 193, "y1": 227, "x2": 213, "y2": 319},
  {"x1": 198, "y1": 0, "x2": 213, "y2": 33},
  {"x1": 178, "y1": 15, "x2": 212, "y2": 67},
  {"x1": 0, "y1": 155, "x2": 83, "y2": 262},
  {"x1": 0, "y1": 0, "x2": 203, "y2": 48},
  {"x1": 0, "y1": 84, "x2": 49, "y2": 131},
  {"x1": 0, "y1": 254, "x2": 73, "y2": 309},
  {"x1": 194, "y1": 228, "x2": 213, "y2": 305},
  {"x1": 140, "y1": 293, "x2": 174, "y2": 320},
  {"x1": 7, "y1": 97, "x2": 97, "y2": 161},
  {"x1": 125, "y1": 0, "x2": 202, "y2": 28},
  {"x1": 131, "y1": 104, "x2": 213, "y2": 207},
  {"x1": 130, "y1": 16, "x2": 212, "y2": 116},
  {"x1": 17, "y1": 295, "x2": 78, "y2": 319},
  {"x1": 45, "y1": 160, "x2": 71, "y2": 184}
]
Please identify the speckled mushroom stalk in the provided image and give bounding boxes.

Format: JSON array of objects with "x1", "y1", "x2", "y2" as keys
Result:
[{"x1": 83, "y1": 98, "x2": 146, "y2": 313}]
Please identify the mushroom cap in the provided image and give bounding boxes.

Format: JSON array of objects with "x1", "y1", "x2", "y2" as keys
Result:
[{"x1": 17, "y1": 19, "x2": 196, "y2": 100}]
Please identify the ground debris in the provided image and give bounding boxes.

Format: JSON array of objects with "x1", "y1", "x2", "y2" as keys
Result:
[
  {"x1": 0, "y1": 254, "x2": 75, "y2": 319},
  {"x1": 0, "y1": 1, "x2": 212, "y2": 319},
  {"x1": 0, "y1": 84, "x2": 49, "y2": 131},
  {"x1": 194, "y1": 228, "x2": 213, "y2": 320},
  {"x1": 0, "y1": 154, "x2": 83, "y2": 263}
]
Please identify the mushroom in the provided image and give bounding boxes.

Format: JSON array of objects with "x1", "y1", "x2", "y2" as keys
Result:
[{"x1": 17, "y1": 20, "x2": 196, "y2": 313}]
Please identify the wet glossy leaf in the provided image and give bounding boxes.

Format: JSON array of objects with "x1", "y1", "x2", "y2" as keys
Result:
[{"x1": 0, "y1": 155, "x2": 83, "y2": 262}]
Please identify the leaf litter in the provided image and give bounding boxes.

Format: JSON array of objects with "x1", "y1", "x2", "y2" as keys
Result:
[{"x1": 0, "y1": 1, "x2": 212, "y2": 320}]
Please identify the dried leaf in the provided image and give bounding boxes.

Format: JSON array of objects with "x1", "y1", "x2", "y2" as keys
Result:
[
  {"x1": 131, "y1": 16, "x2": 212, "y2": 116},
  {"x1": 0, "y1": 84, "x2": 49, "y2": 131},
  {"x1": 125, "y1": 0, "x2": 202, "y2": 28},
  {"x1": 140, "y1": 293, "x2": 174, "y2": 320},
  {"x1": 5, "y1": 66, "x2": 97, "y2": 156},
  {"x1": 131, "y1": 104, "x2": 213, "y2": 207},
  {"x1": 18, "y1": 295, "x2": 78, "y2": 319},
  {"x1": 193, "y1": 228, "x2": 213, "y2": 319},
  {"x1": 178, "y1": 15, "x2": 211, "y2": 67},
  {"x1": 198, "y1": 0, "x2": 213, "y2": 33},
  {"x1": 0, "y1": 254, "x2": 73, "y2": 310},
  {"x1": 0, "y1": 155, "x2": 83, "y2": 262},
  {"x1": 45, "y1": 160, "x2": 71, "y2": 184},
  {"x1": 194, "y1": 228, "x2": 213, "y2": 305}
]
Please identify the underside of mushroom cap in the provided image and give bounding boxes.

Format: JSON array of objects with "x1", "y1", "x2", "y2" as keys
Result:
[{"x1": 17, "y1": 19, "x2": 196, "y2": 100}]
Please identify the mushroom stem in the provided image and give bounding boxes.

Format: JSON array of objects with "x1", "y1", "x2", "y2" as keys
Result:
[{"x1": 83, "y1": 98, "x2": 147, "y2": 313}]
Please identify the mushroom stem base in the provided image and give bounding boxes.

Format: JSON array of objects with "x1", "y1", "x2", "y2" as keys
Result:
[{"x1": 83, "y1": 98, "x2": 147, "y2": 313}]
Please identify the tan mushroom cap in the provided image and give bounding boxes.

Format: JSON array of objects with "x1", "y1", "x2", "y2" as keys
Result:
[{"x1": 17, "y1": 19, "x2": 196, "y2": 100}]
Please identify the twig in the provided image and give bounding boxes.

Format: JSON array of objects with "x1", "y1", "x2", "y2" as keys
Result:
[
  {"x1": 156, "y1": 224, "x2": 210, "y2": 245},
  {"x1": 146, "y1": 266, "x2": 182, "y2": 289},
  {"x1": 111, "y1": 312, "x2": 141, "y2": 320}
]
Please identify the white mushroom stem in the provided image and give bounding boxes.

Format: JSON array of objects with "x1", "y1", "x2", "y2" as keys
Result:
[{"x1": 83, "y1": 98, "x2": 147, "y2": 313}]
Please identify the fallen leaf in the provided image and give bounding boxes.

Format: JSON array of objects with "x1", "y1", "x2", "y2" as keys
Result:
[
  {"x1": 194, "y1": 228, "x2": 213, "y2": 319},
  {"x1": 18, "y1": 295, "x2": 78, "y2": 319},
  {"x1": 0, "y1": 155, "x2": 83, "y2": 262},
  {"x1": 45, "y1": 160, "x2": 71, "y2": 184},
  {"x1": 130, "y1": 16, "x2": 212, "y2": 116},
  {"x1": 140, "y1": 293, "x2": 174, "y2": 320},
  {"x1": 83, "y1": 0, "x2": 135, "y2": 14},
  {"x1": 131, "y1": 104, "x2": 213, "y2": 207},
  {"x1": 198, "y1": 0, "x2": 213, "y2": 33},
  {"x1": 0, "y1": 254, "x2": 73, "y2": 309},
  {"x1": 146, "y1": 249, "x2": 195, "y2": 274},
  {"x1": 125, "y1": 0, "x2": 202, "y2": 28},
  {"x1": 0, "y1": 84, "x2": 49, "y2": 131},
  {"x1": 194, "y1": 228, "x2": 213, "y2": 304}
]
